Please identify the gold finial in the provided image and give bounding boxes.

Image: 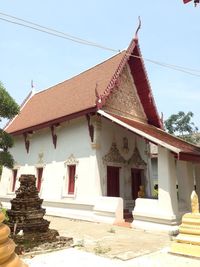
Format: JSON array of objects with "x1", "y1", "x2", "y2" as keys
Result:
[{"x1": 191, "y1": 190, "x2": 199, "y2": 214}]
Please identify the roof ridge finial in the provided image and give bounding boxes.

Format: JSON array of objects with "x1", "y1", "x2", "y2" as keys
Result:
[
  {"x1": 31, "y1": 80, "x2": 36, "y2": 96},
  {"x1": 134, "y1": 16, "x2": 141, "y2": 41}
]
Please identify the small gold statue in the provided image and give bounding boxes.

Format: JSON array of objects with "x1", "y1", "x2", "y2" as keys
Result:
[
  {"x1": 191, "y1": 190, "x2": 199, "y2": 214},
  {"x1": 138, "y1": 185, "x2": 145, "y2": 198}
]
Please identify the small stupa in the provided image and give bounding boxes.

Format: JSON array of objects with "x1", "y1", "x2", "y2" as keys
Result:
[
  {"x1": 0, "y1": 206, "x2": 28, "y2": 267},
  {"x1": 171, "y1": 190, "x2": 200, "y2": 257},
  {"x1": 7, "y1": 174, "x2": 58, "y2": 249}
]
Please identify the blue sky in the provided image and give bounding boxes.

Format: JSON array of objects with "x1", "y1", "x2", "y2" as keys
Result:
[{"x1": 0, "y1": 1, "x2": 200, "y2": 128}]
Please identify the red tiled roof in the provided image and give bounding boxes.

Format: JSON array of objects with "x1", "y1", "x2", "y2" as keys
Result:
[
  {"x1": 99, "y1": 111, "x2": 200, "y2": 163},
  {"x1": 6, "y1": 38, "x2": 162, "y2": 135},
  {"x1": 6, "y1": 52, "x2": 126, "y2": 134}
]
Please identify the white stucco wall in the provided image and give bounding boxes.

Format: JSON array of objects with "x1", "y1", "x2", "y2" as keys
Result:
[
  {"x1": 0, "y1": 117, "x2": 98, "y2": 201},
  {"x1": 96, "y1": 117, "x2": 150, "y2": 208},
  {"x1": 0, "y1": 114, "x2": 151, "y2": 224}
]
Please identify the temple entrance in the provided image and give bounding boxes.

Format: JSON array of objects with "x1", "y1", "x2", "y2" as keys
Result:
[
  {"x1": 107, "y1": 166, "x2": 120, "y2": 197},
  {"x1": 131, "y1": 168, "x2": 142, "y2": 200}
]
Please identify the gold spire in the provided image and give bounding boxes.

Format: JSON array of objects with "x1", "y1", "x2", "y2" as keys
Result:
[
  {"x1": 171, "y1": 191, "x2": 200, "y2": 258},
  {"x1": 191, "y1": 190, "x2": 199, "y2": 214}
]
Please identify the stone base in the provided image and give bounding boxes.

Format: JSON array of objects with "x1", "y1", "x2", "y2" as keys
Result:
[
  {"x1": 175, "y1": 233, "x2": 200, "y2": 245},
  {"x1": 132, "y1": 198, "x2": 179, "y2": 235},
  {"x1": 132, "y1": 219, "x2": 179, "y2": 235},
  {"x1": 171, "y1": 241, "x2": 200, "y2": 258},
  {"x1": 13, "y1": 229, "x2": 59, "y2": 252}
]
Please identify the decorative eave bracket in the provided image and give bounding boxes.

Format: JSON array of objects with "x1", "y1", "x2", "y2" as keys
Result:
[
  {"x1": 86, "y1": 114, "x2": 94, "y2": 143},
  {"x1": 50, "y1": 124, "x2": 60, "y2": 149},
  {"x1": 23, "y1": 132, "x2": 33, "y2": 153}
]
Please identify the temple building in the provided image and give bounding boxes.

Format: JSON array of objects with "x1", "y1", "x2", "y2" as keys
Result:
[{"x1": 1, "y1": 33, "x2": 200, "y2": 233}]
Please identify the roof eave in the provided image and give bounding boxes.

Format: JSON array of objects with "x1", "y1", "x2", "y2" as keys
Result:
[
  {"x1": 178, "y1": 152, "x2": 200, "y2": 163},
  {"x1": 7, "y1": 106, "x2": 97, "y2": 136},
  {"x1": 98, "y1": 110, "x2": 181, "y2": 154},
  {"x1": 4, "y1": 90, "x2": 34, "y2": 131}
]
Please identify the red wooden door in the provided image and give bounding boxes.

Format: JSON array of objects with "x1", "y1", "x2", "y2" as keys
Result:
[
  {"x1": 131, "y1": 168, "x2": 142, "y2": 200},
  {"x1": 107, "y1": 166, "x2": 120, "y2": 197}
]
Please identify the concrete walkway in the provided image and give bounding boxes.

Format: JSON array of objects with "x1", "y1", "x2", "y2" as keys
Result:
[{"x1": 22, "y1": 216, "x2": 200, "y2": 266}]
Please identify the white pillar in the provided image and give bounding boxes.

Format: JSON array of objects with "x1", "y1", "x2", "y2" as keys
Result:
[
  {"x1": 146, "y1": 157, "x2": 154, "y2": 197},
  {"x1": 158, "y1": 146, "x2": 178, "y2": 216},
  {"x1": 195, "y1": 164, "x2": 200, "y2": 200},
  {"x1": 177, "y1": 161, "x2": 194, "y2": 211}
]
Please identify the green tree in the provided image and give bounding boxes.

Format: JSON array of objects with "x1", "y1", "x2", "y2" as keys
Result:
[
  {"x1": 164, "y1": 111, "x2": 200, "y2": 144},
  {"x1": 0, "y1": 82, "x2": 19, "y2": 174}
]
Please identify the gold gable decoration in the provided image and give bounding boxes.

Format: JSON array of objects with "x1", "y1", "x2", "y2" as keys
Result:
[
  {"x1": 128, "y1": 147, "x2": 146, "y2": 168},
  {"x1": 103, "y1": 142, "x2": 126, "y2": 164},
  {"x1": 103, "y1": 64, "x2": 147, "y2": 122}
]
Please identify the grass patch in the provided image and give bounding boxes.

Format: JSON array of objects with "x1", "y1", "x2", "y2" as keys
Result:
[
  {"x1": 108, "y1": 227, "x2": 116, "y2": 233},
  {"x1": 2, "y1": 207, "x2": 9, "y2": 222},
  {"x1": 94, "y1": 242, "x2": 111, "y2": 255},
  {"x1": 72, "y1": 239, "x2": 85, "y2": 248}
]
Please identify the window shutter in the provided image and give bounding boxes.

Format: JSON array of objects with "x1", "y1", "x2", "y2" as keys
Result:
[{"x1": 68, "y1": 165, "x2": 76, "y2": 194}]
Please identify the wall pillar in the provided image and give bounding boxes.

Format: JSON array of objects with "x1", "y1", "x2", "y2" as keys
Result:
[
  {"x1": 177, "y1": 161, "x2": 194, "y2": 212},
  {"x1": 158, "y1": 146, "x2": 178, "y2": 216},
  {"x1": 194, "y1": 164, "x2": 200, "y2": 200},
  {"x1": 132, "y1": 146, "x2": 179, "y2": 234}
]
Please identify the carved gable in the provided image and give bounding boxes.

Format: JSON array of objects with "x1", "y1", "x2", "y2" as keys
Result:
[
  {"x1": 103, "y1": 142, "x2": 125, "y2": 164},
  {"x1": 128, "y1": 147, "x2": 146, "y2": 168},
  {"x1": 103, "y1": 64, "x2": 147, "y2": 122}
]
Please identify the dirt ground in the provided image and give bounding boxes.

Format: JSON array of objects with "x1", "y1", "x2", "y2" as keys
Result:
[
  {"x1": 45, "y1": 215, "x2": 171, "y2": 260},
  {"x1": 22, "y1": 216, "x2": 200, "y2": 267}
]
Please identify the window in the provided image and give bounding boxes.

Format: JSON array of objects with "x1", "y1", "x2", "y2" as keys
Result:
[
  {"x1": 68, "y1": 165, "x2": 76, "y2": 194},
  {"x1": 37, "y1": 167, "x2": 43, "y2": 192},
  {"x1": 12, "y1": 169, "x2": 18, "y2": 192}
]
